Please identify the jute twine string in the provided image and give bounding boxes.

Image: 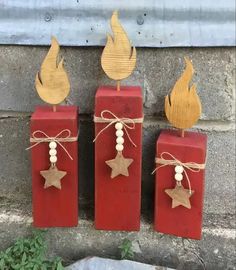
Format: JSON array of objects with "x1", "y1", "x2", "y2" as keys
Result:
[
  {"x1": 152, "y1": 152, "x2": 206, "y2": 194},
  {"x1": 93, "y1": 110, "x2": 144, "y2": 147},
  {"x1": 26, "y1": 129, "x2": 78, "y2": 160}
]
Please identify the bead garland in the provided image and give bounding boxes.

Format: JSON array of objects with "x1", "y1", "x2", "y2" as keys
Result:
[
  {"x1": 174, "y1": 165, "x2": 184, "y2": 185},
  {"x1": 115, "y1": 122, "x2": 124, "y2": 152},
  {"x1": 165, "y1": 164, "x2": 194, "y2": 209},
  {"x1": 105, "y1": 121, "x2": 134, "y2": 178},
  {"x1": 39, "y1": 140, "x2": 67, "y2": 190},
  {"x1": 49, "y1": 141, "x2": 58, "y2": 165}
]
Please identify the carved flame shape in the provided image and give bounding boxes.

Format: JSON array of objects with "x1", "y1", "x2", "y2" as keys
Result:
[
  {"x1": 101, "y1": 11, "x2": 136, "y2": 81},
  {"x1": 35, "y1": 36, "x2": 70, "y2": 105},
  {"x1": 165, "y1": 57, "x2": 202, "y2": 129}
]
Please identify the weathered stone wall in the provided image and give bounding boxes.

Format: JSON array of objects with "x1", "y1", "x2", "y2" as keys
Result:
[{"x1": 0, "y1": 46, "x2": 235, "y2": 269}]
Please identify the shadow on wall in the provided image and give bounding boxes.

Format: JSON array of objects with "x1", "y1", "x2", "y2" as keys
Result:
[{"x1": 78, "y1": 118, "x2": 95, "y2": 220}]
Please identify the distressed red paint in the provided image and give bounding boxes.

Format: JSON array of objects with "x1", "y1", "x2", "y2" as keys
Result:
[
  {"x1": 95, "y1": 86, "x2": 143, "y2": 231},
  {"x1": 154, "y1": 130, "x2": 207, "y2": 239},
  {"x1": 31, "y1": 106, "x2": 78, "y2": 227}
]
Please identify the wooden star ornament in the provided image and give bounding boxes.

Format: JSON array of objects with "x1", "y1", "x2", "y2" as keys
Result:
[
  {"x1": 40, "y1": 165, "x2": 67, "y2": 189},
  {"x1": 165, "y1": 184, "x2": 194, "y2": 209},
  {"x1": 105, "y1": 152, "x2": 133, "y2": 179}
]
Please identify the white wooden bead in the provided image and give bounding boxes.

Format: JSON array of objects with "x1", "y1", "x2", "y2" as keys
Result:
[
  {"x1": 49, "y1": 149, "x2": 57, "y2": 156},
  {"x1": 50, "y1": 155, "x2": 57, "y2": 163},
  {"x1": 116, "y1": 144, "x2": 124, "y2": 152},
  {"x1": 175, "y1": 165, "x2": 184, "y2": 174},
  {"x1": 49, "y1": 141, "x2": 57, "y2": 149},
  {"x1": 115, "y1": 122, "x2": 123, "y2": 130},
  {"x1": 116, "y1": 137, "x2": 124, "y2": 144},
  {"x1": 175, "y1": 173, "x2": 183, "y2": 181},
  {"x1": 116, "y1": 130, "x2": 124, "y2": 137}
]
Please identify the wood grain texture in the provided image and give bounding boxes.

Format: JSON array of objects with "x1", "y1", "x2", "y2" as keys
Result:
[
  {"x1": 165, "y1": 184, "x2": 194, "y2": 209},
  {"x1": 101, "y1": 11, "x2": 136, "y2": 82},
  {"x1": 40, "y1": 165, "x2": 67, "y2": 190},
  {"x1": 35, "y1": 36, "x2": 70, "y2": 105},
  {"x1": 105, "y1": 152, "x2": 133, "y2": 179},
  {"x1": 165, "y1": 57, "x2": 201, "y2": 130}
]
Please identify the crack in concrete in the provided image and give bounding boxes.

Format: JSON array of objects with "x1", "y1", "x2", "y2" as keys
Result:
[
  {"x1": 182, "y1": 238, "x2": 206, "y2": 270},
  {"x1": 189, "y1": 250, "x2": 206, "y2": 270}
]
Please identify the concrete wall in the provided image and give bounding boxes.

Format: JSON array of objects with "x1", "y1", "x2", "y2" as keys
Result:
[{"x1": 0, "y1": 46, "x2": 235, "y2": 269}]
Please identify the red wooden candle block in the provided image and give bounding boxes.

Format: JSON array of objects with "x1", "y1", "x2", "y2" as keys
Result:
[
  {"x1": 154, "y1": 129, "x2": 207, "y2": 239},
  {"x1": 30, "y1": 106, "x2": 78, "y2": 227},
  {"x1": 95, "y1": 86, "x2": 143, "y2": 231}
]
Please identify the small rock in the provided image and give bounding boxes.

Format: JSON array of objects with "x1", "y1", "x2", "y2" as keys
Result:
[{"x1": 66, "y1": 257, "x2": 174, "y2": 270}]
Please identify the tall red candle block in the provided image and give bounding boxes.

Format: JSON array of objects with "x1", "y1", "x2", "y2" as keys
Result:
[
  {"x1": 154, "y1": 130, "x2": 207, "y2": 239},
  {"x1": 30, "y1": 106, "x2": 78, "y2": 227},
  {"x1": 95, "y1": 86, "x2": 143, "y2": 231}
]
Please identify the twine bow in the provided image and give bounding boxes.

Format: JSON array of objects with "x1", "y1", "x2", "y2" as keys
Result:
[
  {"x1": 152, "y1": 152, "x2": 206, "y2": 194},
  {"x1": 93, "y1": 110, "x2": 143, "y2": 147},
  {"x1": 26, "y1": 129, "x2": 78, "y2": 160}
]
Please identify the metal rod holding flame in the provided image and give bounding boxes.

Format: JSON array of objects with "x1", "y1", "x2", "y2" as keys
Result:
[
  {"x1": 53, "y1": 105, "x2": 57, "y2": 112},
  {"x1": 117, "y1": 81, "x2": 120, "y2": 92}
]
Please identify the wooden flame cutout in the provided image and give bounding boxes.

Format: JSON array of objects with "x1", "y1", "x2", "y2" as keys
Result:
[
  {"x1": 101, "y1": 11, "x2": 136, "y2": 91},
  {"x1": 35, "y1": 36, "x2": 70, "y2": 106},
  {"x1": 165, "y1": 57, "x2": 202, "y2": 131}
]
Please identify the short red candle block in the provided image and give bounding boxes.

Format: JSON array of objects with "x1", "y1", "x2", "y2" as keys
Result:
[
  {"x1": 154, "y1": 130, "x2": 207, "y2": 239},
  {"x1": 30, "y1": 106, "x2": 78, "y2": 227},
  {"x1": 95, "y1": 86, "x2": 143, "y2": 231}
]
